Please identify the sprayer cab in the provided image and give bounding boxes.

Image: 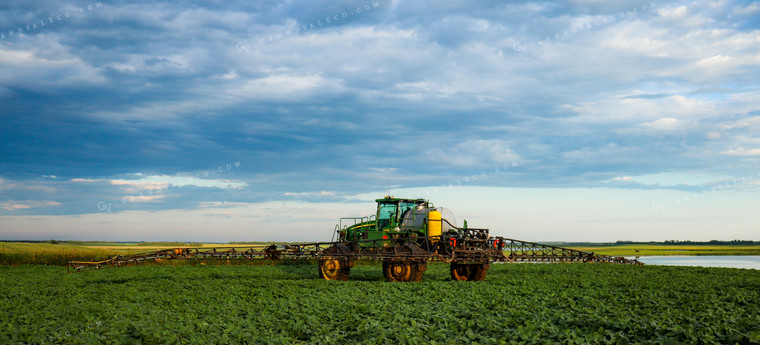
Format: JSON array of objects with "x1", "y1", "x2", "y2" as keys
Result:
[
  {"x1": 337, "y1": 196, "x2": 452, "y2": 246},
  {"x1": 375, "y1": 196, "x2": 429, "y2": 232}
]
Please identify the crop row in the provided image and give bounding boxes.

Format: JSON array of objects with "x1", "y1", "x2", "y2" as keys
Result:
[{"x1": 2, "y1": 263, "x2": 759, "y2": 344}]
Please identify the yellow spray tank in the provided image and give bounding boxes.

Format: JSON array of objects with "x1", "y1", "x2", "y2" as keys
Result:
[{"x1": 427, "y1": 209, "x2": 442, "y2": 242}]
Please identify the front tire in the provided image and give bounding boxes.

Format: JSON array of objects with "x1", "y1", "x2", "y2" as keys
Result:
[
  {"x1": 319, "y1": 258, "x2": 350, "y2": 281},
  {"x1": 450, "y1": 262, "x2": 488, "y2": 281},
  {"x1": 383, "y1": 261, "x2": 425, "y2": 282},
  {"x1": 317, "y1": 244, "x2": 353, "y2": 281},
  {"x1": 383, "y1": 243, "x2": 427, "y2": 282}
]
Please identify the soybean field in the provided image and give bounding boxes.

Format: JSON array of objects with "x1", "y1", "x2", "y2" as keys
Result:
[{"x1": 1, "y1": 263, "x2": 759, "y2": 344}]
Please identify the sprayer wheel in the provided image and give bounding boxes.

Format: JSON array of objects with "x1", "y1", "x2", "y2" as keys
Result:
[
  {"x1": 318, "y1": 258, "x2": 350, "y2": 281},
  {"x1": 450, "y1": 262, "x2": 488, "y2": 281},
  {"x1": 383, "y1": 260, "x2": 423, "y2": 282}
]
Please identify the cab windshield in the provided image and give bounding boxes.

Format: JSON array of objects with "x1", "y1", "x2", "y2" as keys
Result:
[
  {"x1": 376, "y1": 200, "x2": 424, "y2": 231},
  {"x1": 376, "y1": 202, "x2": 397, "y2": 231},
  {"x1": 377, "y1": 203, "x2": 397, "y2": 221}
]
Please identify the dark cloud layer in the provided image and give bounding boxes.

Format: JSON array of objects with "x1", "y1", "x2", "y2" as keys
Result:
[{"x1": 1, "y1": 0, "x2": 759, "y2": 217}]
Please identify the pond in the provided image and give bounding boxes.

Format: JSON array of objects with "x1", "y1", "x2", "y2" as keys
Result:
[{"x1": 628, "y1": 256, "x2": 760, "y2": 270}]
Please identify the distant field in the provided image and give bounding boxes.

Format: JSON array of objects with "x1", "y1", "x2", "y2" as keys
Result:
[
  {"x1": 0, "y1": 242, "x2": 282, "y2": 265},
  {"x1": 0, "y1": 242, "x2": 119, "y2": 266},
  {"x1": 3, "y1": 241, "x2": 760, "y2": 266}
]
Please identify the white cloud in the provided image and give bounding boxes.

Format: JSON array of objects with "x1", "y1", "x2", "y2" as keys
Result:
[
  {"x1": 0, "y1": 178, "x2": 57, "y2": 193},
  {"x1": 72, "y1": 175, "x2": 247, "y2": 190},
  {"x1": 696, "y1": 54, "x2": 732, "y2": 67},
  {"x1": 235, "y1": 74, "x2": 332, "y2": 97},
  {"x1": 658, "y1": 5, "x2": 688, "y2": 20},
  {"x1": 199, "y1": 201, "x2": 249, "y2": 208},
  {"x1": 627, "y1": 172, "x2": 732, "y2": 187},
  {"x1": 110, "y1": 180, "x2": 170, "y2": 191},
  {"x1": 0, "y1": 200, "x2": 61, "y2": 211},
  {"x1": 722, "y1": 148, "x2": 760, "y2": 156},
  {"x1": 121, "y1": 195, "x2": 165, "y2": 203},
  {"x1": 116, "y1": 175, "x2": 247, "y2": 190},
  {"x1": 733, "y1": 2, "x2": 760, "y2": 15},
  {"x1": 425, "y1": 140, "x2": 521, "y2": 167},
  {"x1": 643, "y1": 117, "x2": 680, "y2": 130},
  {"x1": 0, "y1": 44, "x2": 105, "y2": 86},
  {"x1": 283, "y1": 191, "x2": 337, "y2": 196},
  {"x1": 563, "y1": 143, "x2": 639, "y2": 163},
  {"x1": 568, "y1": 94, "x2": 722, "y2": 129},
  {"x1": 71, "y1": 178, "x2": 103, "y2": 183}
]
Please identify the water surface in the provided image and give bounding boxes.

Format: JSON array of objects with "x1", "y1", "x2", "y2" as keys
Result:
[{"x1": 629, "y1": 256, "x2": 760, "y2": 270}]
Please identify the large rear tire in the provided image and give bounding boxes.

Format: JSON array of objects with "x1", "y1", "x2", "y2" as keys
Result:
[
  {"x1": 450, "y1": 262, "x2": 489, "y2": 281},
  {"x1": 319, "y1": 258, "x2": 350, "y2": 281},
  {"x1": 318, "y1": 244, "x2": 353, "y2": 281},
  {"x1": 383, "y1": 243, "x2": 427, "y2": 282},
  {"x1": 383, "y1": 261, "x2": 425, "y2": 282}
]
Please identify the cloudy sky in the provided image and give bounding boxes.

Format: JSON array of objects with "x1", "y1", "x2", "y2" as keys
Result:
[{"x1": 1, "y1": 0, "x2": 759, "y2": 242}]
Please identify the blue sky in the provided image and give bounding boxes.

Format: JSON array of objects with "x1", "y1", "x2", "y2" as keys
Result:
[{"x1": 1, "y1": 0, "x2": 759, "y2": 242}]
